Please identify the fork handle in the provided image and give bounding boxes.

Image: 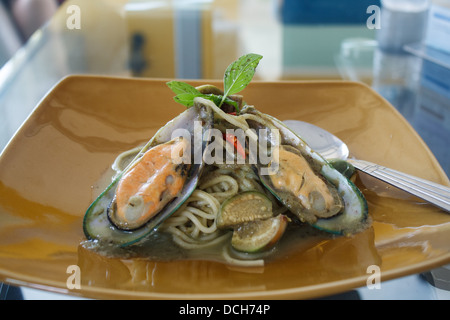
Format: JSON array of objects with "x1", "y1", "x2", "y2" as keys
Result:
[{"x1": 347, "y1": 159, "x2": 450, "y2": 212}]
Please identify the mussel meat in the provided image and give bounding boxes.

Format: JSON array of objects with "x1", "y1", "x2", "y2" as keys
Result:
[
  {"x1": 241, "y1": 105, "x2": 368, "y2": 235},
  {"x1": 83, "y1": 100, "x2": 214, "y2": 246}
]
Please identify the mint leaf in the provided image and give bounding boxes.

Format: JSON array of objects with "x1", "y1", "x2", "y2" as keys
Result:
[
  {"x1": 166, "y1": 81, "x2": 203, "y2": 107},
  {"x1": 166, "y1": 81, "x2": 238, "y2": 111},
  {"x1": 166, "y1": 53, "x2": 263, "y2": 112},
  {"x1": 166, "y1": 81, "x2": 200, "y2": 95},
  {"x1": 173, "y1": 93, "x2": 201, "y2": 107},
  {"x1": 221, "y1": 53, "x2": 262, "y2": 107}
]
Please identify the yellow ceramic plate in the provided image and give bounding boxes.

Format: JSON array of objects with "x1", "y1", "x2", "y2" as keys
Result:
[{"x1": 0, "y1": 76, "x2": 449, "y2": 299}]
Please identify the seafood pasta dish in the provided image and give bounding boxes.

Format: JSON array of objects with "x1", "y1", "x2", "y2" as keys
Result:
[{"x1": 83, "y1": 54, "x2": 369, "y2": 266}]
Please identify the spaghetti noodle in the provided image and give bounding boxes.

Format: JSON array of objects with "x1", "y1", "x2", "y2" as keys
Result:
[{"x1": 112, "y1": 145, "x2": 285, "y2": 266}]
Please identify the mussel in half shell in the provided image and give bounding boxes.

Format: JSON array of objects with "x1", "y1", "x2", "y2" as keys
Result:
[
  {"x1": 241, "y1": 106, "x2": 368, "y2": 235},
  {"x1": 83, "y1": 100, "x2": 214, "y2": 246}
]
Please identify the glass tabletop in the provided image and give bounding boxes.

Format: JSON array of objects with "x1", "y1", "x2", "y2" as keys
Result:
[
  {"x1": 0, "y1": 0, "x2": 383, "y2": 149},
  {"x1": 0, "y1": 0, "x2": 448, "y2": 300}
]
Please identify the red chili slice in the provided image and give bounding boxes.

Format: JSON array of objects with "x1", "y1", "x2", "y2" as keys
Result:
[{"x1": 224, "y1": 133, "x2": 246, "y2": 159}]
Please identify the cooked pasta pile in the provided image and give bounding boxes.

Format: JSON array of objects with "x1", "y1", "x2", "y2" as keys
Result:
[
  {"x1": 83, "y1": 55, "x2": 369, "y2": 270},
  {"x1": 108, "y1": 99, "x2": 290, "y2": 267},
  {"x1": 112, "y1": 143, "x2": 286, "y2": 266}
]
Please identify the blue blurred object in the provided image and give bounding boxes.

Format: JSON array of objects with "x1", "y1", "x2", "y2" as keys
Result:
[
  {"x1": 280, "y1": 0, "x2": 381, "y2": 24},
  {"x1": 0, "y1": 283, "x2": 23, "y2": 300},
  {"x1": 404, "y1": 43, "x2": 450, "y2": 176}
]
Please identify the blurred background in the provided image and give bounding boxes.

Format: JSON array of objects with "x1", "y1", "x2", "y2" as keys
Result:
[
  {"x1": 1, "y1": 0, "x2": 448, "y2": 174},
  {"x1": 1, "y1": 0, "x2": 64, "y2": 66},
  {"x1": 1, "y1": 0, "x2": 383, "y2": 79}
]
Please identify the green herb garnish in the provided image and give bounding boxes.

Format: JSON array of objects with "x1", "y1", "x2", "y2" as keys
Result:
[
  {"x1": 166, "y1": 81, "x2": 201, "y2": 107},
  {"x1": 166, "y1": 53, "x2": 263, "y2": 114},
  {"x1": 220, "y1": 53, "x2": 262, "y2": 107}
]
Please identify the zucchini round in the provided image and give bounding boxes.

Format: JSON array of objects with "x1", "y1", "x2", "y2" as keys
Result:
[
  {"x1": 217, "y1": 191, "x2": 273, "y2": 229},
  {"x1": 231, "y1": 215, "x2": 288, "y2": 253}
]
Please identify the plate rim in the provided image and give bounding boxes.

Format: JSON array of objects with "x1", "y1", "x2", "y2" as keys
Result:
[
  {"x1": 0, "y1": 75, "x2": 449, "y2": 299},
  {"x1": 1, "y1": 253, "x2": 449, "y2": 299}
]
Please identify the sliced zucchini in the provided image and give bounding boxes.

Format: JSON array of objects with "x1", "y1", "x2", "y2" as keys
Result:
[
  {"x1": 217, "y1": 191, "x2": 273, "y2": 229},
  {"x1": 231, "y1": 215, "x2": 288, "y2": 253}
]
